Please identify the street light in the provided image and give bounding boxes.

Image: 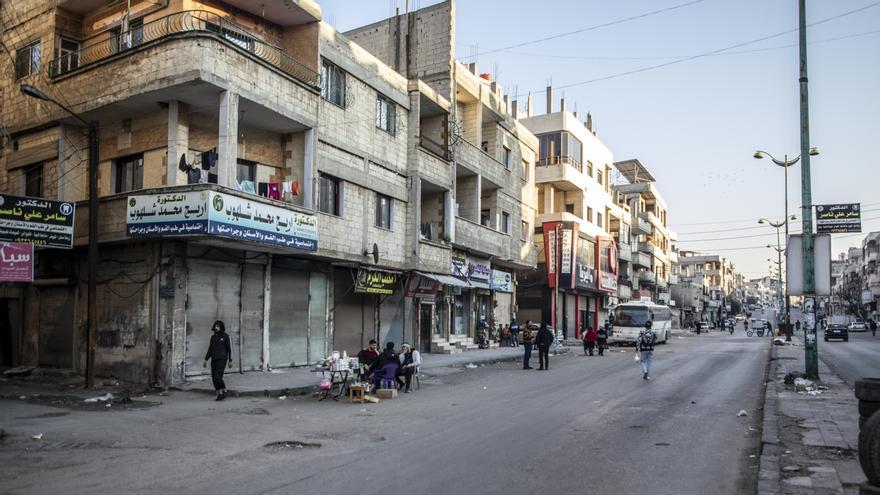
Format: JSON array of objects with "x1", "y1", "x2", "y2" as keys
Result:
[
  {"x1": 21, "y1": 84, "x2": 99, "y2": 389},
  {"x1": 759, "y1": 215, "x2": 796, "y2": 340}
]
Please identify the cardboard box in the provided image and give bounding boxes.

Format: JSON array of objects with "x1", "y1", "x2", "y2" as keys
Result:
[{"x1": 376, "y1": 388, "x2": 397, "y2": 399}]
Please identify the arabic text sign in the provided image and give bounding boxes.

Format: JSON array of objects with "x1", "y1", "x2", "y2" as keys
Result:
[
  {"x1": 0, "y1": 242, "x2": 34, "y2": 282},
  {"x1": 815, "y1": 204, "x2": 861, "y2": 233},
  {"x1": 126, "y1": 191, "x2": 209, "y2": 237},
  {"x1": 491, "y1": 270, "x2": 512, "y2": 292},
  {"x1": 0, "y1": 193, "x2": 75, "y2": 248},
  {"x1": 355, "y1": 269, "x2": 399, "y2": 295},
  {"x1": 208, "y1": 192, "x2": 318, "y2": 251}
]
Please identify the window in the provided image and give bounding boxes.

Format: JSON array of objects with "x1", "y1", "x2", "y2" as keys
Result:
[
  {"x1": 53, "y1": 38, "x2": 80, "y2": 75},
  {"x1": 115, "y1": 153, "x2": 144, "y2": 193},
  {"x1": 597, "y1": 212, "x2": 604, "y2": 230},
  {"x1": 537, "y1": 132, "x2": 582, "y2": 169},
  {"x1": 318, "y1": 173, "x2": 341, "y2": 215},
  {"x1": 502, "y1": 146, "x2": 511, "y2": 169},
  {"x1": 236, "y1": 159, "x2": 256, "y2": 184},
  {"x1": 521, "y1": 220, "x2": 529, "y2": 242},
  {"x1": 565, "y1": 204, "x2": 575, "y2": 214},
  {"x1": 481, "y1": 141, "x2": 489, "y2": 153},
  {"x1": 15, "y1": 42, "x2": 40, "y2": 78},
  {"x1": 480, "y1": 209, "x2": 491, "y2": 227},
  {"x1": 501, "y1": 211, "x2": 510, "y2": 234},
  {"x1": 586, "y1": 161, "x2": 594, "y2": 177},
  {"x1": 24, "y1": 163, "x2": 43, "y2": 197},
  {"x1": 375, "y1": 194, "x2": 392, "y2": 229},
  {"x1": 320, "y1": 58, "x2": 346, "y2": 107},
  {"x1": 597, "y1": 170, "x2": 603, "y2": 186},
  {"x1": 586, "y1": 206, "x2": 594, "y2": 223},
  {"x1": 376, "y1": 95, "x2": 395, "y2": 135},
  {"x1": 521, "y1": 159, "x2": 529, "y2": 181}
]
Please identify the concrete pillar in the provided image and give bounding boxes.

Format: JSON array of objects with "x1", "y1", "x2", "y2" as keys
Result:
[
  {"x1": 543, "y1": 184, "x2": 554, "y2": 214},
  {"x1": 474, "y1": 174, "x2": 482, "y2": 224},
  {"x1": 262, "y1": 255, "x2": 272, "y2": 371},
  {"x1": 444, "y1": 190, "x2": 455, "y2": 242},
  {"x1": 166, "y1": 101, "x2": 188, "y2": 186},
  {"x1": 217, "y1": 91, "x2": 239, "y2": 188},
  {"x1": 474, "y1": 87, "x2": 483, "y2": 148},
  {"x1": 303, "y1": 127, "x2": 316, "y2": 209}
]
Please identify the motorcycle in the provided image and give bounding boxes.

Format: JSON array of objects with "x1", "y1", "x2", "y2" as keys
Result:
[{"x1": 728, "y1": 322, "x2": 734, "y2": 335}]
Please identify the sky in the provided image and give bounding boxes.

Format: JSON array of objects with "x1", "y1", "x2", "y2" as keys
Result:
[{"x1": 318, "y1": 0, "x2": 880, "y2": 280}]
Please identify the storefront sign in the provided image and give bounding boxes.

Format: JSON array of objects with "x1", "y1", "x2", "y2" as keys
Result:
[
  {"x1": 862, "y1": 289, "x2": 874, "y2": 305},
  {"x1": 816, "y1": 204, "x2": 861, "y2": 233},
  {"x1": 0, "y1": 193, "x2": 75, "y2": 249},
  {"x1": 451, "y1": 250, "x2": 468, "y2": 278},
  {"x1": 0, "y1": 242, "x2": 33, "y2": 282},
  {"x1": 597, "y1": 237, "x2": 618, "y2": 292},
  {"x1": 406, "y1": 275, "x2": 440, "y2": 298},
  {"x1": 491, "y1": 270, "x2": 513, "y2": 292},
  {"x1": 355, "y1": 269, "x2": 399, "y2": 295},
  {"x1": 575, "y1": 260, "x2": 595, "y2": 290},
  {"x1": 468, "y1": 257, "x2": 491, "y2": 283},
  {"x1": 560, "y1": 228, "x2": 573, "y2": 275},
  {"x1": 544, "y1": 224, "x2": 557, "y2": 287},
  {"x1": 207, "y1": 192, "x2": 318, "y2": 251},
  {"x1": 127, "y1": 191, "x2": 318, "y2": 251}
]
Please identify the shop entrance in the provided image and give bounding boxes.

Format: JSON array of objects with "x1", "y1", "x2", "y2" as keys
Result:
[
  {"x1": 0, "y1": 299, "x2": 20, "y2": 367},
  {"x1": 38, "y1": 287, "x2": 76, "y2": 368},
  {"x1": 419, "y1": 303, "x2": 433, "y2": 353}
]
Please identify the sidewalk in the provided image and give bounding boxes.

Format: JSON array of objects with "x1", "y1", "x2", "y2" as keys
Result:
[
  {"x1": 180, "y1": 345, "x2": 525, "y2": 397},
  {"x1": 759, "y1": 335, "x2": 867, "y2": 494}
]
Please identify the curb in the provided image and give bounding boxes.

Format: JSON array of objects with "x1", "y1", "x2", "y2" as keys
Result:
[{"x1": 758, "y1": 341, "x2": 782, "y2": 495}]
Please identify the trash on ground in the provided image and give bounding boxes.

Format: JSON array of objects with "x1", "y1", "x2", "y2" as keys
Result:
[
  {"x1": 31, "y1": 433, "x2": 43, "y2": 441},
  {"x1": 465, "y1": 363, "x2": 478, "y2": 369},
  {"x1": 3, "y1": 366, "x2": 34, "y2": 377},
  {"x1": 737, "y1": 410, "x2": 748, "y2": 417},
  {"x1": 278, "y1": 395, "x2": 287, "y2": 400},
  {"x1": 84, "y1": 393, "x2": 114, "y2": 403},
  {"x1": 782, "y1": 466, "x2": 800, "y2": 472},
  {"x1": 794, "y1": 377, "x2": 816, "y2": 392}
]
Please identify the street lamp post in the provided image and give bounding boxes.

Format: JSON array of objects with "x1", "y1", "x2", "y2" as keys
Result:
[
  {"x1": 21, "y1": 84, "x2": 99, "y2": 389},
  {"x1": 759, "y1": 216, "x2": 796, "y2": 340}
]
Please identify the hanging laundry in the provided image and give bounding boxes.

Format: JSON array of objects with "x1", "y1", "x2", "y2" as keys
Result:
[
  {"x1": 292, "y1": 180, "x2": 300, "y2": 196},
  {"x1": 257, "y1": 182, "x2": 269, "y2": 197},
  {"x1": 268, "y1": 182, "x2": 281, "y2": 200},
  {"x1": 240, "y1": 180, "x2": 256, "y2": 194},
  {"x1": 201, "y1": 150, "x2": 217, "y2": 170},
  {"x1": 186, "y1": 167, "x2": 201, "y2": 184},
  {"x1": 198, "y1": 170, "x2": 209, "y2": 183},
  {"x1": 178, "y1": 154, "x2": 189, "y2": 172}
]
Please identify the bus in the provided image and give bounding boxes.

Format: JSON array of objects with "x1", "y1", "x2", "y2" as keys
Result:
[{"x1": 608, "y1": 301, "x2": 673, "y2": 345}]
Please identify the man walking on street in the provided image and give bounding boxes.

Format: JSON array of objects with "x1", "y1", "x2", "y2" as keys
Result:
[
  {"x1": 637, "y1": 320, "x2": 657, "y2": 380},
  {"x1": 521, "y1": 322, "x2": 534, "y2": 369},
  {"x1": 870, "y1": 318, "x2": 877, "y2": 337},
  {"x1": 536, "y1": 322, "x2": 553, "y2": 370},
  {"x1": 202, "y1": 320, "x2": 232, "y2": 401}
]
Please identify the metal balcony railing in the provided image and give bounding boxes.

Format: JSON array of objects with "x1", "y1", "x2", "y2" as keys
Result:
[
  {"x1": 536, "y1": 155, "x2": 583, "y2": 173},
  {"x1": 47, "y1": 10, "x2": 319, "y2": 87}
]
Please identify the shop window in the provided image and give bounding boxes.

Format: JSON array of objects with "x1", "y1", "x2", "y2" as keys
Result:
[
  {"x1": 376, "y1": 193, "x2": 392, "y2": 229},
  {"x1": 114, "y1": 153, "x2": 144, "y2": 193},
  {"x1": 501, "y1": 211, "x2": 510, "y2": 234},
  {"x1": 376, "y1": 95, "x2": 395, "y2": 135},
  {"x1": 320, "y1": 58, "x2": 346, "y2": 107},
  {"x1": 15, "y1": 41, "x2": 40, "y2": 78},
  {"x1": 24, "y1": 163, "x2": 43, "y2": 198},
  {"x1": 318, "y1": 173, "x2": 341, "y2": 216}
]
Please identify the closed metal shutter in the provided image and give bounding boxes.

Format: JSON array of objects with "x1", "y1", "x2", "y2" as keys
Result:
[
  {"x1": 239, "y1": 263, "x2": 265, "y2": 371},
  {"x1": 269, "y1": 267, "x2": 310, "y2": 367},
  {"x1": 38, "y1": 287, "x2": 75, "y2": 368},
  {"x1": 494, "y1": 292, "x2": 512, "y2": 326},
  {"x1": 308, "y1": 272, "x2": 328, "y2": 363},
  {"x1": 185, "y1": 260, "x2": 241, "y2": 376}
]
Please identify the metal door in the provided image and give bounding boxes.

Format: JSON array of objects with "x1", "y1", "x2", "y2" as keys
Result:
[
  {"x1": 38, "y1": 287, "x2": 75, "y2": 368},
  {"x1": 185, "y1": 260, "x2": 241, "y2": 375},
  {"x1": 269, "y1": 267, "x2": 310, "y2": 367},
  {"x1": 308, "y1": 272, "x2": 327, "y2": 363},
  {"x1": 419, "y1": 303, "x2": 433, "y2": 353},
  {"x1": 239, "y1": 263, "x2": 265, "y2": 371}
]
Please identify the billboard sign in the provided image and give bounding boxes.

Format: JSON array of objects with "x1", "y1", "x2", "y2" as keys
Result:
[
  {"x1": 786, "y1": 234, "x2": 831, "y2": 296},
  {"x1": 0, "y1": 242, "x2": 33, "y2": 282},
  {"x1": 815, "y1": 204, "x2": 861, "y2": 233},
  {"x1": 0, "y1": 193, "x2": 75, "y2": 248}
]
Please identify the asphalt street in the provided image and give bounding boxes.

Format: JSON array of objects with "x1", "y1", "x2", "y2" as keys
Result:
[
  {"x1": 0, "y1": 331, "x2": 769, "y2": 495},
  {"x1": 817, "y1": 326, "x2": 880, "y2": 386}
]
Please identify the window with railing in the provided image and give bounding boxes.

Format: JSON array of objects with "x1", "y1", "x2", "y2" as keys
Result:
[
  {"x1": 320, "y1": 58, "x2": 346, "y2": 107},
  {"x1": 53, "y1": 38, "x2": 80, "y2": 76},
  {"x1": 537, "y1": 132, "x2": 582, "y2": 171}
]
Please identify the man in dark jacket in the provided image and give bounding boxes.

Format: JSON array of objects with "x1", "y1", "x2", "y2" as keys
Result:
[
  {"x1": 202, "y1": 320, "x2": 232, "y2": 401},
  {"x1": 371, "y1": 342, "x2": 401, "y2": 391},
  {"x1": 535, "y1": 322, "x2": 554, "y2": 370},
  {"x1": 636, "y1": 320, "x2": 657, "y2": 380}
]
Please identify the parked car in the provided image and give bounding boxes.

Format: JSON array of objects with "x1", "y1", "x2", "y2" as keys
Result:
[
  {"x1": 825, "y1": 323, "x2": 849, "y2": 342},
  {"x1": 848, "y1": 318, "x2": 867, "y2": 332}
]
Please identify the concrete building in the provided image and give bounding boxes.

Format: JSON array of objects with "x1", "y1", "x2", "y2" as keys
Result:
[
  {"x1": 344, "y1": 0, "x2": 539, "y2": 352},
  {"x1": 0, "y1": 0, "x2": 537, "y2": 384},
  {"x1": 862, "y1": 231, "x2": 879, "y2": 318},
  {"x1": 672, "y1": 251, "x2": 741, "y2": 323},
  {"x1": 612, "y1": 159, "x2": 674, "y2": 304}
]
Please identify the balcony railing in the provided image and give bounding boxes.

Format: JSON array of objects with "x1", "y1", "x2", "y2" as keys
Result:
[
  {"x1": 536, "y1": 155, "x2": 583, "y2": 173},
  {"x1": 638, "y1": 271, "x2": 657, "y2": 285},
  {"x1": 420, "y1": 135, "x2": 450, "y2": 161},
  {"x1": 47, "y1": 10, "x2": 319, "y2": 87}
]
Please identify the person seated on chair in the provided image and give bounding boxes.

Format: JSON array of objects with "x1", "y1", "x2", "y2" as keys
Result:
[
  {"x1": 371, "y1": 342, "x2": 400, "y2": 392},
  {"x1": 396, "y1": 342, "x2": 422, "y2": 393},
  {"x1": 356, "y1": 339, "x2": 380, "y2": 380}
]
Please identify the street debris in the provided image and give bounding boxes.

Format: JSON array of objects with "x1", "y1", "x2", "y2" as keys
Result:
[
  {"x1": 3, "y1": 366, "x2": 34, "y2": 377},
  {"x1": 793, "y1": 377, "x2": 823, "y2": 395},
  {"x1": 264, "y1": 440, "x2": 321, "y2": 451},
  {"x1": 31, "y1": 433, "x2": 43, "y2": 441},
  {"x1": 278, "y1": 395, "x2": 287, "y2": 400},
  {"x1": 483, "y1": 386, "x2": 487, "y2": 390},
  {"x1": 465, "y1": 363, "x2": 478, "y2": 369},
  {"x1": 737, "y1": 410, "x2": 748, "y2": 417},
  {"x1": 84, "y1": 393, "x2": 114, "y2": 403},
  {"x1": 782, "y1": 466, "x2": 801, "y2": 472}
]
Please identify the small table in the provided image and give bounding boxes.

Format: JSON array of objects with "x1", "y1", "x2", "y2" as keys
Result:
[
  {"x1": 348, "y1": 384, "x2": 365, "y2": 403},
  {"x1": 315, "y1": 368, "x2": 350, "y2": 401}
]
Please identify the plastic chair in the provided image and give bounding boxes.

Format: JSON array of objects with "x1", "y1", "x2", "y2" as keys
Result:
[
  {"x1": 378, "y1": 364, "x2": 398, "y2": 390},
  {"x1": 411, "y1": 365, "x2": 420, "y2": 391}
]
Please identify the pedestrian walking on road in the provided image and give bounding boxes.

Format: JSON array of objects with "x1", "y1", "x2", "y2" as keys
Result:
[
  {"x1": 583, "y1": 327, "x2": 598, "y2": 356},
  {"x1": 510, "y1": 319, "x2": 520, "y2": 347},
  {"x1": 636, "y1": 320, "x2": 657, "y2": 380},
  {"x1": 596, "y1": 325, "x2": 608, "y2": 356},
  {"x1": 870, "y1": 318, "x2": 877, "y2": 337},
  {"x1": 202, "y1": 320, "x2": 232, "y2": 401},
  {"x1": 795, "y1": 320, "x2": 801, "y2": 333},
  {"x1": 521, "y1": 323, "x2": 534, "y2": 369},
  {"x1": 536, "y1": 322, "x2": 553, "y2": 370},
  {"x1": 766, "y1": 321, "x2": 773, "y2": 337}
]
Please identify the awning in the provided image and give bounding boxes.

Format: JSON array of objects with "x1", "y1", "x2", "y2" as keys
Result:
[
  {"x1": 415, "y1": 271, "x2": 470, "y2": 288},
  {"x1": 468, "y1": 280, "x2": 491, "y2": 290}
]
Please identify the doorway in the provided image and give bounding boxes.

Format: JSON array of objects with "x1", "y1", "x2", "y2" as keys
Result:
[
  {"x1": 419, "y1": 303, "x2": 433, "y2": 353},
  {"x1": 0, "y1": 299, "x2": 21, "y2": 367}
]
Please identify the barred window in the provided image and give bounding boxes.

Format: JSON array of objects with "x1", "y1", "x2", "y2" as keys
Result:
[
  {"x1": 320, "y1": 58, "x2": 346, "y2": 107},
  {"x1": 376, "y1": 95, "x2": 395, "y2": 135}
]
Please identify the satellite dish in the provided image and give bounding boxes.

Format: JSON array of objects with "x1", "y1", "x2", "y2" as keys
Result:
[{"x1": 372, "y1": 243, "x2": 379, "y2": 264}]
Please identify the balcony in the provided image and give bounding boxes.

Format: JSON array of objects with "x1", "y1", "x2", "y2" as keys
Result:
[
  {"x1": 656, "y1": 277, "x2": 668, "y2": 289},
  {"x1": 638, "y1": 271, "x2": 657, "y2": 286},
  {"x1": 48, "y1": 10, "x2": 319, "y2": 88},
  {"x1": 534, "y1": 156, "x2": 585, "y2": 191},
  {"x1": 454, "y1": 216, "x2": 510, "y2": 261},
  {"x1": 633, "y1": 252, "x2": 652, "y2": 269},
  {"x1": 454, "y1": 139, "x2": 510, "y2": 188},
  {"x1": 869, "y1": 273, "x2": 880, "y2": 289},
  {"x1": 639, "y1": 211, "x2": 667, "y2": 233},
  {"x1": 617, "y1": 243, "x2": 632, "y2": 262},
  {"x1": 420, "y1": 135, "x2": 451, "y2": 161},
  {"x1": 618, "y1": 284, "x2": 632, "y2": 300},
  {"x1": 632, "y1": 216, "x2": 652, "y2": 236}
]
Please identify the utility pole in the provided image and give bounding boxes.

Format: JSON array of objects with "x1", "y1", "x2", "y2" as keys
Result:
[{"x1": 799, "y1": 0, "x2": 819, "y2": 379}]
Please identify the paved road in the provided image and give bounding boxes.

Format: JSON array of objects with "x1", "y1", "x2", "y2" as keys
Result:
[
  {"x1": 818, "y1": 328, "x2": 880, "y2": 386},
  {"x1": 0, "y1": 332, "x2": 769, "y2": 495}
]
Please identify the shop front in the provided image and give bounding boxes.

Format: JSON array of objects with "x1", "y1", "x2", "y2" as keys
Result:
[
  {"x1": 596, "y1": 236, "x2": 619, "y2": 327},
  {"x1": 492, "y1": 269, "x2": 514, "y2": 326}
]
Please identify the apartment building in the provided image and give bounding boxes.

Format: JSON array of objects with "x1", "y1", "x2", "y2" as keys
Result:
[
  {"x1": 612, "y1": 159, "x2": 674, "y2": 303},
  {"x1": 0, "y1": 0, "x2": 513, "y2": 384},
  {"x1": 345, "y1": 0, "x2": 539, "y2": 352},
  {"x1": 862, "y1": 231, "x2": 878, "y2": 318},
  {"x1": 672, "y1": 251, "x2": 740, "y2": 323},
  {"x1": 514, "y1": 101, "x2": 625, "y2": 338}
]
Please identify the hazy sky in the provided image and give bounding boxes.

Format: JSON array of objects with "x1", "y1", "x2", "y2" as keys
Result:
[{"x1": 319, "y1": 0, "x2": 880, "y2": 279}]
